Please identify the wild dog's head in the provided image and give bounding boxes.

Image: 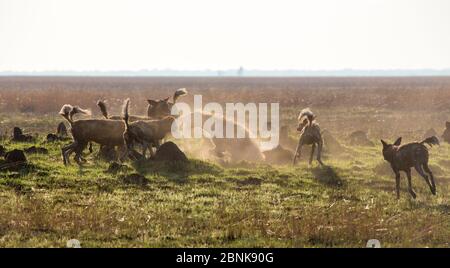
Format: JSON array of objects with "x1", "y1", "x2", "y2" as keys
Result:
[
  {"x1": 380, "y1": 137, "x2": 402, "y2": 163},
  {"x1": 441, "y1": 121, "x2": 450, "y2": 143},
  {"x1": 147, "y1": 88, "x2": 188, "y2": 119},
  {"x1": 147, "y1": 97, "x2": 171, "y2": 119},
  {"x1": 297, "y1": 118, "x2": 309, "y2": 132}
]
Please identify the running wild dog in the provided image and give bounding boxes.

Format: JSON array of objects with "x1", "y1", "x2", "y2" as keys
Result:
[
  {"x1": 380, "y1": 136, "x2": 439, "y2": 199},
  {"x1": 293, "y1": 108, "x2": 324, "y2": 165},
  {"x1": 122, "y1": 99, "x2": 175, "y2": 159},
  {"x1": 147, "y1": 88, "x2": 188, "y2": 118},
  {"x1": 59, "y1": 104, "x2": 126, "y2": 165}
]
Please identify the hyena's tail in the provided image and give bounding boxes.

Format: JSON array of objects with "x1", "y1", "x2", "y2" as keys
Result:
[{"x1": 421, "y1": 136, "x2": 440, "y2": 147}]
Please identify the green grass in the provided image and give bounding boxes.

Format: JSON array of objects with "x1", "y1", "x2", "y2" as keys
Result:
[{"x1": 0, "y1": 120, "x2": 449, "y2": 248}]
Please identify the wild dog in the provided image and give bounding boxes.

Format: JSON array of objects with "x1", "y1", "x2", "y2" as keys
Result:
[
  {"x1": 380, "y1": 136, "x2": 439, "y2": 199},
  {"x1": 176, "y1": 111, "x2": 265, "y2": 163},
  {"x1": 97, "y1": 99, "x2": 152, "y2": 157},
  {"x1": 121, "y1": 99, "x2": 175, "y2": 160},
  {"x1": 293, "y1": 108, "x2": 324, "y2": 165},
  {"x1": 59, "y1": 104, "x2": 126, "y2": 165},
  {"x1": 147, "y1": 88, "x2": 188, "y2": 118}
]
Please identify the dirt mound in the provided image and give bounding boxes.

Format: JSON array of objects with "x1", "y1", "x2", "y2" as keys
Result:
[
  {"x1": 442, "y1": 122, "x2": 450, "y2": 143},
  {"x1": 348, "y1": 130, "x2": 374, "y2": 146},
  {"x1": 0, "y1": 145, "x2": 6, "y2": 157},
  {"x1": 151, "y1": 142, "x2": 188, "y2": 162},
  {"x1": 46, "y1": 133, "x2": 60, "y2": 142},
  {"x1": 106, "y1": 162, "x2": 131, "y2": 174},
  {"x1": 1, "y1": 149, "x2": 28, "y2": 172},
  {"x1": 120, "y1": 173, "x2": 148, "y2": 186},
  {"x1": 322, "y1": 129, "x2": 344, "y2": 153},
  {"x1": 263, "y1": 145, "x2": 294, "y2": 165},
  {"x1": 5, "y1": 149, "x2": 27, "y2": 163},
  {"x1": 12, "y1": 127, "x2": 34, "y2": 142},
  {"x1": 56, "y1": 122, "x2": 68, "y2": 137},
  {"x1": 24, "y1": 146, "x2": 48, "y2": 154}
]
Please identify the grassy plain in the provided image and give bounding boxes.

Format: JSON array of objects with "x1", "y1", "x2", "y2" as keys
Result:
[{"x1": 0, "y1": 77, "x2": 449, "y2": 247}]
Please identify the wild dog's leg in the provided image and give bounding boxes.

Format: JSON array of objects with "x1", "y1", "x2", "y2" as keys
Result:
[
  {"x1": 74, "y1": 142, "x2": 88, "y2": 165},
  {"x1": 61, "y1": 145, "x2": 69, "y2": 165},
  {"x1": 316, "y1": 140, "x2": 324, "y2": 165},
  {"x1": 309, "y1": 143, "x2": 316, "y2": 165},
  {"x1": 394, "y1": 170, "x2": 401, "y2": 199},
  {"x1": 62, "y1": 142, "x2": 78, "y2": 165},
  {"x1": 406, "y1": 169, "x2": 416, "y2": 199},
  {"x1": 149, "y1": 143, "x2": 155, "y2": 158},
  {"x1": 117, "y1": 145, "x2": 128, "y2": 162},
  {"x1": 140, "y1": 143, "x2": 147, "y2": 158},
  {"x1": 423, "y1": 163, "x2": 437, "y2": 195},
  {"x1": 414, "y1": 164, "x2": 432, "y2": 189},
  {"x1": 293, "y1": 141, "x2": 303, "y2": 165}
]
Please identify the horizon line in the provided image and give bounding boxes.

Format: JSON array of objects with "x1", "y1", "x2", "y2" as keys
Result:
[{"x1": 1, "y1": 68, "x2": 450, "y2": 77}]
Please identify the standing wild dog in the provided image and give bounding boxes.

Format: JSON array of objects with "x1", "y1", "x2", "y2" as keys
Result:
[
  {"x1": 121, "y1": 99, "x2": 175, "y2": 160},
  {"x1": 292, "y1": 108, "x2": 324, "y2": 165},
  {"x1": 59, "y1": 104, "x2": 126, "y2": 165},
  {"x1": 380, "y1": 136, "x2": 439, "y2": 199},
  {"x1": 147, "y1": 88, "x2": 188, "y2": 118}
]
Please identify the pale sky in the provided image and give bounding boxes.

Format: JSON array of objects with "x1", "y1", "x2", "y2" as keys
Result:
[{"x1": 1, "y1": 0, "x2": 449, "y2": 71}]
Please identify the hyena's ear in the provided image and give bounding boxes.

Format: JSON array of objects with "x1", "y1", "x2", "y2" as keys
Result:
[
  {"x1": 446, "y1": 121, "x2": 450, "y2": 129},
  {"x1": 394, "y1": 137, "x2": 402, "y2": 146},
  {"x1": 147, "y1": 99, "x2": 158, "y2": 106},
  {"x1": 380, "y1": 139, "x2": 388, "y2": 148},
  {"x1": 163, "y1": 97, "x2": 170, "y2": 102}
]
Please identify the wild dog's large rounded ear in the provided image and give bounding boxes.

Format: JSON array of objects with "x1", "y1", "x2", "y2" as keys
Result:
[
  {"x1": 163, "y1": 97, "x2": 170, "y2": 102},
  {"x1": 380, "y1": 139, "x2": 388, "y2": 148},
  {"x1": 147, "y1": 99, "x2": 158, "y2": 106},
  {"x1": 394, "y1": 137, "x2": 402, "y2": 146},
  {"x1": 446, "y1": 121, "x2": 450, "y2": 129}
]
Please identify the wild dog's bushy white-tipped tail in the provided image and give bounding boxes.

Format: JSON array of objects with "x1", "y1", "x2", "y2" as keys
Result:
[
  {"x1": 59, "y1": 104, "x2": 74, "y2": 124},
  {"x1": 173, "y1": 88, "x2": 188, "y2": 103},
  {"x1": 73, "y1": 106, "x2": 91, "y2": 116},
  {"x1": 59, "y1": 104, "x2": 73, "y2": 117},
  {"x1": 97, "y1": 100, "x2": 108, "y2": 119},
  {"x1": 421, "y1": 136, "x2": 440, "y2": 147},
  {"x1": 297, "y1": 108, "x2": 315, "y2": 123},
  {"x1": 59, "y1": 104, "x2": 90, "y2": 124},
  {"x1": 122, "y1": 98, "x2": 130, "y2": 129}
]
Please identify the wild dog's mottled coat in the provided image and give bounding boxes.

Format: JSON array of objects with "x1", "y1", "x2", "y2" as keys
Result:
[
  {"x1": 147, "y1": 88, "x2": 187, "y2": 118},
  {"x1": 59, "y1": 104, "x2": 126, "y2": 165},
  {"x1": 122, "y1": 99, "x2": 175, "y2": 159},
  {"x1": 381, "y1": 136, "x2": 438, "y2": 199},
  {"x1": 293, "y1": 108, "x2": 324, "y2": 165}
]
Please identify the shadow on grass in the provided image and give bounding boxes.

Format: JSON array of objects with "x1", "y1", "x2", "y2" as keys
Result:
[{"x1": 311, "y1": 165, "x2": 345, "y2": 187}]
